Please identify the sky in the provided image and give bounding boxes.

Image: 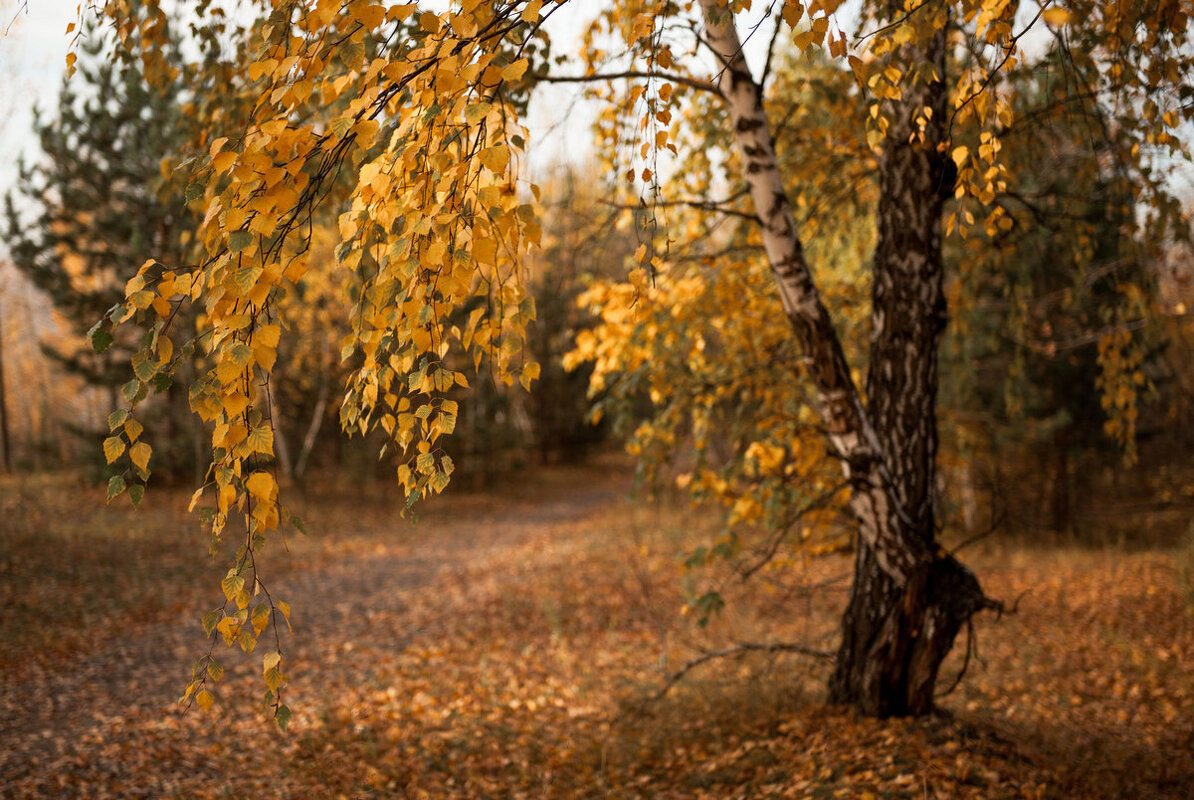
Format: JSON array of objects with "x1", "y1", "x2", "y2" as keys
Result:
[{"x1": 0, "y1": 0, "x2": 76, "y2": 201}]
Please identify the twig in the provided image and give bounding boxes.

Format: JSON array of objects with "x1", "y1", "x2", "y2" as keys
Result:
[
  {"x1": 3, "y1": 0, "x2": 29, "y2": 38},
  {"x1": 935, "y1": 617, "x2": 977, "y2": 698},
  {"x1": 538, "y1": 70, "x2": 720, "y2": 96},
  {"x1": 948, "y1": 7, "x2": 1045, "y2": 134},
  {"x1": 948, "y1": 506, "x2": 1006, "y2": 555},
  {"x1": 737, "y1": 481, "x2": 849, "y2": 581},
  {"x1": 759, "y1": 4, "x2": 784, "y2": 90},
  {"x1": 649, "y1": 641, "x2": 834, "y2": 703},
  {"x1": 855, "y1": 0, "x2": 933, "y2": 44}
]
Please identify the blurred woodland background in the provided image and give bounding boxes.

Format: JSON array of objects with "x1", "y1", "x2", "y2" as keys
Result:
[{"x1": 2, "y1": 13, "x2": 1193, "y2": 545}]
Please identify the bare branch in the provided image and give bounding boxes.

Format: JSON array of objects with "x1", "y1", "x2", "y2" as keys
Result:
[
  {"x1": 650, "y1": 641, "x2": 835, "y2": 703},
  {"x1": 599, "y1": 192, "x2": 759, "y2": 223},
  {"x1": 737, "y1": 481, "x2": 849, "y2": 581},
  {"x1": 538, "y1": 70, "x2": 721, "y2": 97},
  {"x1": 759, "y1": 3, "x2": 784, "y2": 90}
]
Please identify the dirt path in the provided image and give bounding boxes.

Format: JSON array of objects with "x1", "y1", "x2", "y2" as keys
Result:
[{"x1": 0, "y1": 469, "x2": 630, "y2": 797}]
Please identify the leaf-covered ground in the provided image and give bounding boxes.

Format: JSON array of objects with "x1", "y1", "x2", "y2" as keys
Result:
[{"x1": 1, "y1": 460, "x2": 1192, "y2": 798}]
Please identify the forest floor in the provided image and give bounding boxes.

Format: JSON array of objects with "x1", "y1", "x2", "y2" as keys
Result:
[{"x1": 1, "y1": 457, "x2": 1192, "y2": 799}]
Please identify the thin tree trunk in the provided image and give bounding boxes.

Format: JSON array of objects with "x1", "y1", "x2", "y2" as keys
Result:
[
  {"x1": 293, "y1": 376, "x2": 329, "y2": 481},
  {"x1": 267, "y1": 376, "x2": 294, "y2": 482},
  {"x1": 697, "y1": 0, "x2": 994, "y2": 716}
]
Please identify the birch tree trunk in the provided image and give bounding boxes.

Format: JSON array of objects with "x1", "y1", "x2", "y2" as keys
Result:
[{"x1": 697, "y1": 0, "x2": 994, "y2": 716}]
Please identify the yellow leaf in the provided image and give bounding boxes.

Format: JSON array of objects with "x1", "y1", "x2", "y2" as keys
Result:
[
  {"x1": 217, "y1": 482, "x2": 236, "y2": 513},
  {"x1": 479, "y1": 145, "x2": 509, "y2": 174},
  {"x1": 277, "y1": 600, "x2": 292, "y2": 632},
  {"x1": 473, "y1": 236, "x2": 497, "y2": 265},
  {"x1": 103, "y1": 436, "x2": 126, "y2": 464},
  {"x1": 129, "y1": 441, "x2": 152, "y2": 473},
  {"x1": 354, "y1": 3, "x2": 384, "y2": 29},
  {"x1": 260, "y1": 118, "x2": 286, "y2": 137},
  {"x1": 263, "y1": 650, "x2": 282, "y2": 676},
  {"x1": 245, "y1": 471, "x2": 277, "y2": 502},
  {"x1": 520, "y1": 1, "x2": 544, "y2": 21},
  {"x1": 418, "y1": 10, "x2": 440, "y2": 32},
  {"x1": 245, "y1": 424, "x2": 274, "y2": 455},
  {"x1": 1042, "y1": 6, "x2": 1071, "y2": 26},
  {"x1": 501, "y1": 59, "x2": 528, "y2": 82},
  {"x1": 124, "y1": 417, "x2": 144, "y2": 442},
  {"x1": 213, "y1": 151, "x2": 236, "y2": 173},
  {"x1": 195, "y1": 689, "x2": 215, "y2": 712}
]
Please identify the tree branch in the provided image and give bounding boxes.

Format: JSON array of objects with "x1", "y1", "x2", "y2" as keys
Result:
[
  {"x1": 650, "y1": 641, "x2": 835, "y2": 702},
  {"x1": 538, "y1": 70, "x2": 721, "y2": 97}
]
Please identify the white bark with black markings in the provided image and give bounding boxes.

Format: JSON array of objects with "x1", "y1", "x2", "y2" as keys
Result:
[
  {"x1": 697, "y1": 0, "x2": 995, "y2": 716},
  {"x1": 696, "y1": 0, "x2": 927, "y2": 584}
]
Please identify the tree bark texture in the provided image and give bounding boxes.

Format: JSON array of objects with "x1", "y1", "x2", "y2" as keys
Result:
[
  {"x1": 829, "y1": 11, "x2": 995, "y2": 717},
  {"x1": 697, "y1": 0, "x2": 994, "y2": 716},
  {"x1": 698, "y1": 0, "x2": 929, "y2": 583}
]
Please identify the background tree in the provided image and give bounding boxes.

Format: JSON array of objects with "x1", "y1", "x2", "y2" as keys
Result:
[
  {"x1": 4, "y1": 16, "x2": 205, "y2": 480},
  {"x1": 941, "y1": 51, "x2": 1162, "y2": 539}
]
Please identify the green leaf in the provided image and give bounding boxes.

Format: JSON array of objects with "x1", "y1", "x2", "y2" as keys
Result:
[
  {"x1": 274, "y1": 703, "x2": 292, "y2": 731},
  {"x1": 128, "y1": 483, "x2": 145, "y2": 508},
  {"x1": 107, "y1": 474, "x2": 126, "y2": 501},
  {"x1": 222, "y1": 572, "x2": 245, "y2": 603},
  {"x1": 416, "y1": 451, "x2": 435, "y2": 474},
  {"x1": 288, "y1": 513, "x2": 308, "y2": 535},
  {"x1": 202, "y1": 609, "x2": 222, "y2": 637},
  {"x1": 185, "y1": 182, "x2": 204, "y2": 202},
  {"x1": 231, "y1": 265, "x2": 263, "y2": 295},
  {"x1": 229, "y1": 343, "x2": 253, "y2": 365},
  {"x1": 134, "y1": 354, "x2": 157, "y2": 382},
  {"x1": 89, "y1": 323, "x2": 114, "y2": 354},
  {"x1": 228, "y1": 230, "x2": 253, "y2": 252},
  {"x1": 107, "y1": 409, "x2": 129, "y2": 430},
  {"x1": 693, "y1": 590, "x2": 725, "y2": 628},
  {"x1": 464, "y1": 102, "x2": 492, "y2": 124},
  {"x1": 122, "y1": 379, "x2": 144, "y2": 405}
]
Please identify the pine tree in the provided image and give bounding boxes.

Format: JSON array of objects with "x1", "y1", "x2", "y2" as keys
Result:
[{"x1": 3, "y1": 18, "x2": 203, "y2": 479}]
